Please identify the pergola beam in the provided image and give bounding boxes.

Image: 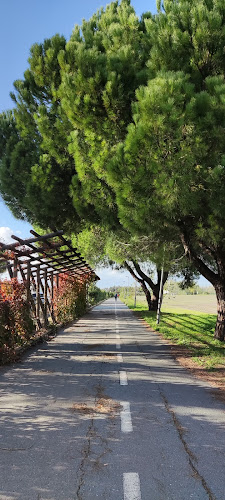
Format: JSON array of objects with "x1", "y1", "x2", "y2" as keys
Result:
[{"x1": 0, "y1": 229, "x2": 99, "y2": 330}]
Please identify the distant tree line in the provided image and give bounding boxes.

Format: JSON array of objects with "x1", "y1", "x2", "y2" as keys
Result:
[{"x1": 107, "y1": 282, "x2": 215, "y2": 296}]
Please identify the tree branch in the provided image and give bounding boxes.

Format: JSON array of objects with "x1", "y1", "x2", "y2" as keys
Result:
[
  {"x1": 123, "y1": 260, "x2": 144, "y2": 285},
  {"x1": 131, "y1": 260, "x2": 157, "y2": 291},
  {"x1": 124, "y1": 260, "x2": 152, "y2": 309},
  {"x1": 179, "y1": 226, "x2": 218, "y2": 286}
]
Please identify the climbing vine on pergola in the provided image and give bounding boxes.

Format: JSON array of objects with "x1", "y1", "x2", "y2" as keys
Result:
[{"x1": 0, "y1": 229, "x2": 99, "y2": 329}]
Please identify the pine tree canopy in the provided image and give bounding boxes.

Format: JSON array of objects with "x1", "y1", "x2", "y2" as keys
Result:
[{"x1": 2, "y1": 0, "x2": 225, "y2": 337}]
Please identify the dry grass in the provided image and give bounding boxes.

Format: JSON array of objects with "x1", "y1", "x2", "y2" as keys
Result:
[
  {"x1": 72, "y1": 382, "x2": 121, "y2": 417},
  {"x1": 102, "y1": 353, "x2": 116, "y2": 360},
  {"x1": 71, "y1": 397, "x2": 121, "y2": 417}
]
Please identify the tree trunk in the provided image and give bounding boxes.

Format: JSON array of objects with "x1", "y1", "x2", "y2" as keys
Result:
[
  {"x1": 179, "y1": 225, "x2": 225, "y2": 341},
  {"x1": 130, "y1": 261, "x2": 168, "y2": 312},
  {"x1": 214, "y1": 284, "x2": 225, "y2": 341},
  {"x1": 141, "y1": 281, "x2": 152, "y2": 311},
  {"x1": 151, "y1": 293, "x2": 158, "y2": 311},
  {"x1": 151, "y1": 270, "x2": 168, "y2": 311},
  {"x1": 124, "y1": 260, "x2": 152, "y2": 310}
]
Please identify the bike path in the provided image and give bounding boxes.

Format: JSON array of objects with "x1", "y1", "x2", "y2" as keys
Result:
[{"x1": 0, "y1": 299, "x2": 224, "y2": 500}]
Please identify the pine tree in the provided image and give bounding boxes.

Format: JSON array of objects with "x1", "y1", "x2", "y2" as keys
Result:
[{"x1": 109, "y1": 0, "x2": 225, "y2": 340}]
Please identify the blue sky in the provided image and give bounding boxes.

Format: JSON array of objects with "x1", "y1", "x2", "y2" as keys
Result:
[
  {"x1": 0, "y1": 0, "x2": 157, "y2": 112},
  {"x1": 0, "y1": 0, "x2": 209, "y2": 287}
]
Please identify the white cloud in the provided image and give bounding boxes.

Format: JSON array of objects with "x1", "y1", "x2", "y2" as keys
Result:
[{"x1": 0, "y1": 227, "x2": 14, "y2": 244}]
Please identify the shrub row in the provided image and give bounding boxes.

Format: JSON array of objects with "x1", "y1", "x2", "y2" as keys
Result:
[{"x1": 0, "y1": 276, "x2": 110, "y2": 363}]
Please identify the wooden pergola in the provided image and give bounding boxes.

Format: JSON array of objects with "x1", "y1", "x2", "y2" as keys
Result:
[{"x1": 0, "y1": 229, "x2": 99, "y2": 329}]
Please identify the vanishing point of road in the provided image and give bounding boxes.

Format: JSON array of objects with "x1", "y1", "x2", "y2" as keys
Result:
[{"x1": 0, "y1": 299, "x2": 224, "y2": 500}]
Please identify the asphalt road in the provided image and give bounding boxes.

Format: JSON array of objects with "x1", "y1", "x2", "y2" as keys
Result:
[{"x1": 0, "y1": 299, "x2": 225, "y2": 500}]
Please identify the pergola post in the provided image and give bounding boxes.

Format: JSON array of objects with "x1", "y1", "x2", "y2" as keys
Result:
[
  {"x1": 44, "y1": 268, "x2": 49, "y2": 328},
  {"x1": 13, "y1": 257, "x2": 18, "y2": 279},
  {"x1": 7, "y1": 263, "x2": 13, "y2": 279},
  {"x1": 36, "y1": 264, "x2": 41, "y2": 329},
  {"x1": 27, "y1": 260, "x2": 31, "y2": 302},
  {"x1": 50, "y1": 271, "x2": 55, "y2": 322}
]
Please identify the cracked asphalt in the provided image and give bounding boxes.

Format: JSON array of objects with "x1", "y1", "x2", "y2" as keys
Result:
[{"x1": 0, "y1": 298, "x2": 225, "y2": 500}]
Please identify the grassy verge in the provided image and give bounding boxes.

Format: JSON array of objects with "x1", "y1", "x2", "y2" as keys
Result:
[{"x1": 121, "y1": 295, "x2": 225, "y2": 371}]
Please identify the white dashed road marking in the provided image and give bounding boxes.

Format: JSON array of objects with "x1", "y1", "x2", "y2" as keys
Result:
[
  {"x1": 116, "y1": 335, "x2": 121, "y2": 349},
  {"x1": 120, "y1": 402, "x2": 133, "y2": 433},
  {"x1": 120, "y1": 371, "x2": 128, "y2": 386},
  {"x1": 123, "y1": 473, "x2": 142, "y2": 500},
  {"x1": 117, "y1": 353, "x2": 123, "y2": 363}
]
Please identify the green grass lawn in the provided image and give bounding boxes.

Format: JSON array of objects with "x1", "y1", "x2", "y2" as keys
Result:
[{"x1": 121, "y1": 295, "x2": 225, "y2": 371}]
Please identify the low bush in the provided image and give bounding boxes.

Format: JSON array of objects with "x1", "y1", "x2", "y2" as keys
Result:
[
  {"x1": 0, "y1": 274, "x2": 103, "y2": 364},
  {"x1": 0, "y1": 279, "x2": 34, "y2": 360},
  {"x1": 88, "y1": 283, "x2": 109, "y2": 306},
  {"x1": 54, "y1": 273, "x2": 88, "y2": 324}
]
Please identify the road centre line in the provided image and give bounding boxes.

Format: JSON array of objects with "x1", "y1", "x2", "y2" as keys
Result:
[
  {"x1": 117, "y1": 353, "x2": 123, "y2": 363},
  {"x1": 120, "y1": 371, "x2": 128, "y2": 386},
  {"x1": 116, "y1": 335, "x2": 121, "y2": 349},
  {"x1": 120, "y1": 402, "x2": 133, "y2": 433},
  {"x1": 123, "y1": 473, "x2": 142, "y2": 500}
]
